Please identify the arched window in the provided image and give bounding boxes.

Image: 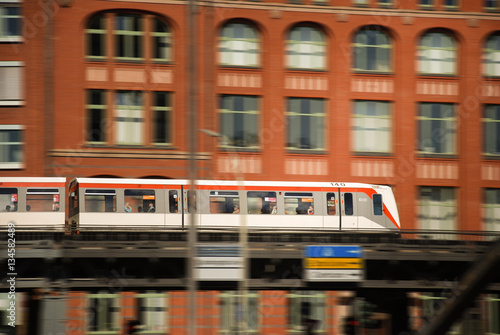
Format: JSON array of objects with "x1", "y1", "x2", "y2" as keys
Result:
[
  {"x1": 483, "y1": 32, "x2": 500, "y2": 77},
  {"x1": 85, "y1": 12, "x2": 172, "y2": 63},
  {"x1": 218, "y1": 22, "x2": 260, "y2": 67},
  {"x1": 152, "y1": 18, "x2": 172, "y2": 63},
  {"x1": 286, "y1": 25, "x2": 325, "y2": 70},
  {"x1": 418, "y1": 31, "x2": 456, "y2": 75},
  {"x1": 86, "y1": 14, "x2": 107, "y2": 60},
  {"x1": 352, "y1": 27, "x2": 392, "y2": 73}
]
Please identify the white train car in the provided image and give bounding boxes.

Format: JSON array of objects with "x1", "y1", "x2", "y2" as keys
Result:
[
  {"x1": 0, "y1": 177, "x2": 66, "y2": 231},
  {"x1": 68, "y1": 178, "x2": 400, "y2": 233}
]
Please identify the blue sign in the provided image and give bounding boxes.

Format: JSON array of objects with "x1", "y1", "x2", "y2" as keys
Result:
[{"x1": 305, "y1": 245, "x2": 363, "y2": 258}]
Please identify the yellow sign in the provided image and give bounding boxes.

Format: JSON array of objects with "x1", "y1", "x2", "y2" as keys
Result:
[{"x1": 304, "y1": 258, "x2": 364, "y2": 269}]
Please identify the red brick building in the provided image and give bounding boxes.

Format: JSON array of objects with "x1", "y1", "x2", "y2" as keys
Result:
[
  {"x1": 2, "y1": 1, "x2": 500, "y2": 229},
  {"x1": 2, "y1": 1, "x2": 500, "y2": 334}
]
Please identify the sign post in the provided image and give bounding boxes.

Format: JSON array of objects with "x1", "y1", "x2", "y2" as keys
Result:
[{"x1": 304, "y1": 246, "x2": 364, "y2": 282}]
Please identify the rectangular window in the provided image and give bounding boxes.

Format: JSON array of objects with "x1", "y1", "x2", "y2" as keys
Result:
[
  {"x1": 210, "y1": 191, "x2": 240, "y2": 214},
  {"x1": 378, "y1": 0, "x2": 393, "y2": 6},
  {"x1": 418, "y1": 187, "x2": 456, "y2": 235},
  {"x1": 220, "y1": 291, "x2": 258, "y2": 332},
  {"x1": 484, "y1": 188, "x2": 500, "y2": 233},
  {"x1": 86, "y1": 14, "x2": 106, "y2": 60},
  {"x1": 0, "y1": 187, "x2": 17, "y2": 212},
  {"x1": 85, "y1": 189, "x2": 116, "y2": 212},
  {"x1": 86, "y1": 90, "x2": 107, "y2": 143},
  {"x1": 115, "y1": 91, "x2": 143, "y2": 145},
  {"x1": 26, "y1": 188, "x2": 60, "y2": 212},
  {"x1": 152, "y1": 18, "x2": 171, "y2": 62},
  {"x1": 419, "y1": 0, "x2": 434, "y2": 9},
  {"x1": 115, "y1": 14, "x2": 143, "y2": 61},
  {"x1": 484, "y1": 0, "x2": 500, "y2": 11},
  {"x1": 0, "y1": 125, "x2": 23, "y2": 169},
  {"x1": 219, "y1": 95, "x2": 259, "y2": 149},
  {"x1": 484, "y1": 104, "x2": 500, "y2": 157},
  {"x1": 169, "y1": 190, "x2": 179, "y2": 213},
  {"x1": 247, "y1": 191, "x2": 277, "y2": 214},
  {"x1": 418, "y1": 103, "x2": 456, "y2": 155},
  {"x1": 137, "y1": 292, "x2": 167, "y2": 332},
  {"x1": 443, "y1": 0, "x2": 458, "y2": 10},
  {"x1": 0, "y1": 3, "x2": 22, "y2": 42},
  {"x1": 352, "y1": 101, "x2": 391, "y2": 154},
  {"x1": 326, "y1": 193, "x2": 336, "y2": 215},
  {"x1": 286, "y1": 98, "x2": 325, "y2": 151},
  {"x1": 124, "y1": 189, "x2": 155, "y2": 213},
  {"x1": 373, "y1": 194, "x2": 383, "y2": 216},
  {"x1": 345, "y1": 193, "x2": 353, "y2": 216},
  {"x1": 88, "y1": 293, "x2": 119, "y2": 332},
  {"x1": 285, "y1": 192, "x2": 314, "y2": 215},
  {"x1": 487, "y1": 294, "x2": 500, "y2": 333},
  {"x1": 0, "y1": 61, "x2": 24, "y2": 106},
  {"x1": 288, "y1": 292, "x2": 326, "y2": 332},
  {"x1": 152, "y1": 92, "x2": 172, "y2": 145}
]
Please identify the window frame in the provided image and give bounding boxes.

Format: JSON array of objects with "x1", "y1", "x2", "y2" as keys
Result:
[
  {"x1": 286, "y1": 97, "x2": 326, "y2": 152},
  {"x1": 483, "y1": 32, "x2": 500, "y2": 77},
  {"x1": 417, "y1": 102, "x2": 456, "y2": 157},
  {"x1": 0, "y1": 2, "x2": 22, "y2": 42},
  {"x1": 286, "y1": 25, "x2": 326, "y2": 71},
  {"x1": 418, "y1": 31, "x2": 457, "y2": 76},
  {"x1": 0, "y1": 61, "x2": 24, "y2": 106},
  {"x1": 352, "y1": 28, "x2": 392, "y2": 73},
  {"x1": 115, "y1": 90, "x2": 144, "y2": 145},
  {"x1": 0, "y1": 125, "x2": 24, "y2": 169},
  {"x1": 483, "y1": 104, "x2": 500, "y2": 157},
  {"x1": 219, "y1": 95, "x2": 260, "y2": 150},
  {"x1": 218, "y1": 22, "x2": 260, "y2": 68},
  {"x1": 352, "y1": 100, "x2": 392, "y2": 155}
]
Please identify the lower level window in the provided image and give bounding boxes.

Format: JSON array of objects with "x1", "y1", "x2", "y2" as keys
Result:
[
  {"x1": 418, "y1": 187, "x2": 456, "y2": 234},
  {"x1": 87, "y1": 293, "x2": 119, "y2": 332},
  {"x1": 0, "y1": 125, "x2": 23, "y2": 169},
  {"x1": 210, "y1": 191, "x2": 240, "y2": 214}
]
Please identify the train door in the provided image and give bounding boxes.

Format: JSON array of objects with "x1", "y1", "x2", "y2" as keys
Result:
[
  {"x1": 323, "y1": 190, "x2": 340, "y2": 230},
  {"x1": 340, "y1": 189, "x2": 357, "y2": 230},
  {"x1": 182, "y1": 188, "x2": 198, "y2": 229},
  {"x1": 370, "y1": 193, "x2": 387, "y2": 229}
]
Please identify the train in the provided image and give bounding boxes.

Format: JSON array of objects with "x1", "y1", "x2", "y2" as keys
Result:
[{"x1": 0, "y1": 177, "x2": 400, "y2": 233}]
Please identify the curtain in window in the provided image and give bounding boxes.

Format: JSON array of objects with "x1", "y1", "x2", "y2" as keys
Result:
[
  {"x1": 483, "y1": 33, "x2": 500, "y2": 77},
  {"x1": 219, "y1": 23, "x2": 259, "y2": 67},
  {"x1": 115, "y1": 91, "x2": 144, "y2": 145},
  {"x1": 418, "y1": 187, "x2": 456, "y2": 234},
  {"x1": 418, "y1": 32, "x2": 456, "y2": 75},
  {"x1": 286, "y1": 26, "x2": 325, "y2": 70},
  {"x1": 352, "y1": 101, "x2": 391, "y2": 154}
]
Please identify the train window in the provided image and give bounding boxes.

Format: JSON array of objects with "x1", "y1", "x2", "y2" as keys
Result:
[
  {"x1": 85, "y1": 189, "x2": 116, "y2": 212},
  {"x1": 26, "y1": 188, "x2": 60, "y2": 212},
  {"x1": 373, "y1": 194, "x2": 383, "y2": 215},
  {"x1": 0, "y1": 188, "x2": 18, "y2": 212},
  {"x1": 344, "y1": 193, "x2": 353, "y2": 216},
  {"x1": 69, "y1": 190, "x2": 79, "y2": 217},
  {"x1": 125, "y1": 189, "x2": 156, "y2": 213},
  {"x1": 326, "y1": 193, "x2": 336, "y2": 215},
  {"x1": 284, "y1": 192, "x2": 314, "y2": 215},
  {"x1": 247, "y1": 191, "x2": 277, "y2": 214},
  {"x1": 169, "y1": 190, "x2": 179, "y2": 213},
  {"x1": 210, "y1": 191, "x2": 240, "y2": 214},
  {"x1": 187, "y1": 190, "x2": 196, "y2": 213}
]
